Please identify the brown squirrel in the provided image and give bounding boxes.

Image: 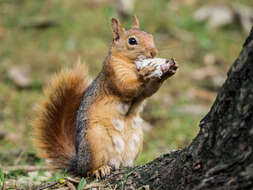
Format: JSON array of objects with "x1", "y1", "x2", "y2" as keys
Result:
[{"x1": 33, "y1": 16, "x2": 178, "y2": 178}]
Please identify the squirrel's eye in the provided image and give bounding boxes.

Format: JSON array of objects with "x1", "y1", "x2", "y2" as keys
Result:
[{"x1": 128, "y1": 37, "x2": 138, "y2": 45}]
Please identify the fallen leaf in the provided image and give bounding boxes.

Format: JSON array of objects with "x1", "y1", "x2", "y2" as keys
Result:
[
  {"x1": 194, "y1": 5, "x2": 235, "y2": 29},
  {"x1": 193, "y1": 3, "x2": 253, "y2": 32},
  {"x1": 8, "y1": 65, "x2": 32, "y2": 88},
  {"x1": 203, "y1": 53, "x2": 216, "y2": 66},
  {"x1": 6, "y1": 132, "x2": 22, "y2": 143}
]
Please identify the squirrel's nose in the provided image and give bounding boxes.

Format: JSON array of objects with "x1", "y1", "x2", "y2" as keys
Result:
[{"x1": 149, "y1": 48, "x2": 158, "y2": 58}]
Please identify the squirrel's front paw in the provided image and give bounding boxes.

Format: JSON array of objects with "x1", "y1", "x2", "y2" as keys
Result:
[
  {"x1": 91, "y1": 165, "x2": 111, "y2": 179},
  {"x1": 138, "y1": 64, "x2": 156, "y2": 81},
  {"x1": 160, "y1": 58, "x2": 178, "y2": 80}
]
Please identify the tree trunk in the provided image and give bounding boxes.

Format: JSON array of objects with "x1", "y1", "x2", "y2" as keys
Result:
[{"x1": 104, "y1": 28, "x2": 253, "y2": 190}]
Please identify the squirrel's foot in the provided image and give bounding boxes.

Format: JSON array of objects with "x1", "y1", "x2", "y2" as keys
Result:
[
  {"x1": 138, "y1": 64, "x2": 156, "y2": 81},
  {"x1": 92, "y1": 165, "x2": 111, "y2": 179}
]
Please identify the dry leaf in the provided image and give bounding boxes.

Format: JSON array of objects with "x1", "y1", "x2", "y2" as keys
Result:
[
  {"x1": 6, "y1": 132, "x2": 22, "y2": 143},
  {"x1": 8, "y1": 65, "x2": 32, "y2": 88},
  {"x1": 194, "y1": 4, "x2": 253, "y2": 33},
  {"x1": 203, "y1": 53, "x2": 216, "y2": 66},
  {"x1": 194, "y1": 5, "x2": 234, "y2": 29}
]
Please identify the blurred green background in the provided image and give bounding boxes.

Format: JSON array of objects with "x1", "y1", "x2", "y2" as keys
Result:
[{"x1": 0, "y1": 0, "x2": 252, "y2": 187}]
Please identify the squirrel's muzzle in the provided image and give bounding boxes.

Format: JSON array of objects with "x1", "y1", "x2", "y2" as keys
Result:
[{"x1": 146, "y1": 48, "x2": 158, "y2": 58}]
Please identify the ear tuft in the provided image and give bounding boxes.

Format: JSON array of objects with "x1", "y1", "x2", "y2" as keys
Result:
[
  {"x1": 111, "y1": 18, "x2": 124, "y2": 41},
  {"x1": 132, "y1": 15, "x2": 140, "y2": 29}
]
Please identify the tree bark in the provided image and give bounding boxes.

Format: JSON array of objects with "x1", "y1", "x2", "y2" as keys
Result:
[{"x1": 103, "y1": 27, "x2": 253, "y2": 190}]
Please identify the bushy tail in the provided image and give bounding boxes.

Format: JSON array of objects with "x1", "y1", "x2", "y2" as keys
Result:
[{"x1": 33, "y1": 64, "x2": 88, "y2": 170}]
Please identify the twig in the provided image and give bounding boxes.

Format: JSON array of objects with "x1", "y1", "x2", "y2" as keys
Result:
[
  {"x1": 14, "y1": 150, "x2": 25, "y2": 165},
  {"x1": 36, "y1": 177, "x2": 80, "y2": 190},
  {"x1": 36, "y1": 181, "x2": 58, "y2": 190},
  {"x1": 4, "y1": 179, "x2": 40, "y2": 189},
  {"x1": 66, "y1": 181, "x2": 76, "y2": 190},
  {"x1": 65, "y1": 177, "x2": 80, "y2": 184},
  {"x1": 83, "y1": 182, "x2": 103, "y2": 190}
]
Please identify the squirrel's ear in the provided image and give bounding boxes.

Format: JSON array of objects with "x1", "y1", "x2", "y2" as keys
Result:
[
  {"x1": 111, "y1": 18, "x2": 125, "y2": 41},
  {"x1": 132, "y1": 15, "x2": 140, "y2": 29}
]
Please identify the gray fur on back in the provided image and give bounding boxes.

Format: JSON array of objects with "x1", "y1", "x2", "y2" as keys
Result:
[{"x1": 68, "y1": 73, "x2": 101, "y2": 176}]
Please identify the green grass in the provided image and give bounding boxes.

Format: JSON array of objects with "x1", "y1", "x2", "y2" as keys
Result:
[
  {"x1": 77, "y1": 178, "x2": 87, "y2": 190},
  {"x1": 0, "y1": 0, "x2": 251, "y2": 187}
]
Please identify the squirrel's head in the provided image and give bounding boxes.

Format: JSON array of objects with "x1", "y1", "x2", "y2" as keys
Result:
[{"x1": 110, "y1": 16, "x2": 158, "y2": 61}]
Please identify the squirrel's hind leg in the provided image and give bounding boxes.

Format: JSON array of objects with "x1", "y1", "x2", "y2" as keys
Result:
[{"x1": 91, "y1": 165, "x2": 111, "y2": 179}]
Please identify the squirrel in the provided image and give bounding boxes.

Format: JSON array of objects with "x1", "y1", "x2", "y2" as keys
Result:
[{"x1": 33, "y1": 16, "x2": 178, "y2": 178}]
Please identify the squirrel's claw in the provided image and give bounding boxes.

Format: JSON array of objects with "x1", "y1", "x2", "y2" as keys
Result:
[
  {"x1": 160, "y1": 58, "x2": 178, "y2": 80},
  {"x1": 92, "y1": 165, "x2": 111, "y2": 179}
]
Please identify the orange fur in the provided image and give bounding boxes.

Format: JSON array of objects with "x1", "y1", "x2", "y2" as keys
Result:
[
  {"x1": 87, "y1": 94, "x2": 143, "y2": 171},
  {"x1": 107, "y1": 56, "x2": 143, "y2": 99},
  {"x1": 33, "y1": 64, "x2": 88, "y2": 169}
]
